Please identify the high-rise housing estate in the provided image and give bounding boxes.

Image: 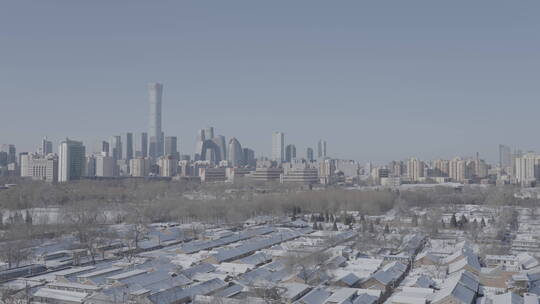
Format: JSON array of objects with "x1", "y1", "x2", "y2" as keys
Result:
[
  {"x1": 109, "y1": 136, "x2": 122, "y2": 161},
  {"x1": 272, "y1": 132, "x2": 285, "y2": 163},
  {"x1": 41, "y1": 137, "x2": 53, "y2": 155},
  {"x1": 285, "y1": 144, "x2": 296, "y2": 163},
  {"x1": 148, "y1": 82, "x2": 163, "y2": 158},
  {"x1": 499, "y1": 144, "x2": 512, "y2": 171},
  {"x1": 407, "y1": 157, "x2": 424, "y2": 182},
  {"x1": 122, "y1": 132, "x2": 134, "y2": 160},
  {"x1": 135, "y1": 132, "x2": 148, "y2": 158},
  {"x1": 306, "y1": 148, "x2": 314, "y2": 162},
  {"x1": 515, "y1": 153, "x2": 540, "y2": 185},
  {"x1": 58, "y1": 139, "x2": 86, "y2": 182},
  {"x1": 228, "y1": 138, "x2": 243, "y2": 167},
  {"x1": 317, "y1": 140, "x2": 327, "y2": 158},
  {"x1": 164, "y1": 136, "x2": 179, "y2": 160}
]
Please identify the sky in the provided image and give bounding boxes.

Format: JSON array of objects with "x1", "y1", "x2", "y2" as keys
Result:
[{"x1": 1, "y1": 1, "x2": 540, "y2": 164}]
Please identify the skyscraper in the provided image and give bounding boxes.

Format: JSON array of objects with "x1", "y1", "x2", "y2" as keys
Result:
[
  {"x1": 135, "y1": 132, "x2": 148, "y2": 158},
  {"x1": 243, "y1": 148, "x2": 256, "y2": 167},
  {"x1": 41, "y1": 137, "x2": 53, "y2": 155},
  {"x1": 499, "y1": 144, "x2": 512, "y2": 170},
  {"x1": 204, "y1": 127, "x2": 214, "y2": 140},
  {"x1": 58, "y1": 139, "x2": 86, "y2": 182},
  {"x1": 109, "y1": 136, "x2": 122, "y2": 161},
  {"x1": 122, "y1": 132, "x2": 134, "y2": 160},
  {"x1": 306, "y1": 147, "x2": 314, "y2": 162},
  {"x1": 317, "y1": 140, "x2": 327, "y2": 158},
  {"x1": 148, "y1": 82, "x2": 163, "y2": 158},
  {"x1": 164, "y1": 136, "x2": 179, "y2": 160},
  {"x1": 213, "y1": 135, "x2": 227, "y2": 161},
  {"x1": 272, "y1": 132, "x2": 284, "y2": 163},
  {"x1": 285, "y1": 144, "x2": 296, "y2": 163},
  {"x1": 101, "y1": 141, "x2": 110, "y2": 155},
  {"x1": 228, "y1": 138, "x2": 243, "y2": 167}
]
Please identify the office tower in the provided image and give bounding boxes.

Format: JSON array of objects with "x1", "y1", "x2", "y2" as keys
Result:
[
  {"x1": 20, "y1": 153, "x2": 58, "y2": 182},
  {"x1": 271, "y1": 132, "x2": 285, "y2": 163},
  {"x1": 317, "y1": 140, "x2": 327, "y2": 158},
  {"x1": 285, "y1": 144, "x2": 296, "y2": 163},
  {"x1": 228, "y1": 138, "x2": 243, "y2": 167},
  {"x1": 406, "y1": 157, "x2": 424, "y2": 182},
  {"x1": 0, "y1": 151, "x2": 7, "y2": 167},
  {"x1": 164, "y1": 136, "x2": 179, "y2": 160},
  {"x1": 499, "y1": 144, "x2": 512, "y2": 171},
  {"x1": 213, "y1": 135, "x2": 227, "y2": 161},
  {"x1": 243, "y1": 148, "x2": 256, "y2": 167},
  {"x1": 101, "y1": 141, "x2": 110, "y2": 156},
  {"x1": 122, "y1": 132, "x2": 134, "y2": 160},
  {"x1": 306, "y1": 148, "x2": 314, "y2": 162},
  {"x1": 204, "y1": 127, "x2": 214, "y2": 140},
  {"x1": 58, "y1": 139, "x2": 86, "y2": 182},
  {"x1": 133, "y1": 132, "x2": 148, "y2": 158},
  {"x1": 194, "y1": 129, "x2": 206, "y2": 161},
  {"x1": 0, "y1": 144, "x2": 17, "y2": 164},
  {"x1": 109, "y1": 136, "x2": 122, "y2": 161},
  {"x1": 148, "y1": 82, "x2": 163, "y2": 158},
  {"x1": 41, "y1": 137, "x2": 53, "y2": 155},
  {"x1": 85, "y1": 155, "x2": 96, "y2": 177}
]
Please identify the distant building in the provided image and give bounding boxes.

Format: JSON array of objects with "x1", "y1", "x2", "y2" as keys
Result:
[
  {"x1": 285, "y1": 144, "x2": 296, "y2": 163},
  {"x1": 41, "y1": 137, "x2": 53, "y2": 155},
  {"x1": 122, "y1": 132, "x2": 134, "y2": 161},
  {"x1": 20, "y1": 153, "x2": 58, "y2": 182},
  {"x1": 306, "y1": 147, "x2": 314, "y2": 162},
  {"x1": 58, "y1": 139, "x2": 86, "y2": 182},
  {"x1": 85, "y1": 155, "x2": 96, "y2": 177},
  {"x1": 130, "y1": 157, "x2": 151, "y2": 177},
  {"x1": 248, "y1": 167, "x2": 283, "y2": 182},
  {"x1": 407, "y1": 157, "x2": 424, "y2": 182},
  {"x1": 271, "y1": 132, "x2": 285, "y2": 164},
  {"x1": 213, "y1": 135, "x2": 227, "y2": 162},
  {"x1": 228, "y1": 138, "x2": 243, "y2": 167},
  {"x1": 317, "y1": 140, "x2": 327, "y2": 158},
  {"x1": 200, "y1": 167, "x2": 227, "y2": 182},
  {"x1": 243, "y1": 148, "x2": 256, "y2": 167},
  {"x1": 109, "y1": 136, "x2": 122, "y2": 161},
  {"x1": 100, "y1": 141, "x2": 110, "y2": 155},
  {"x1": 157, "y1": 155, "x2": 177, "y2": 177},
  {"x1": 135, "y1": 132, "x2": 148, "y2": 158},
  {"x1": 499, "y1": 144, "x2": 512, "y2": 172},
  {"x1": 148, "y1": 82, "x2": 163, "y2": 158},
  {"x1": 281, "y1": 168, "x2": 318, "y2": 184},
  {"x1": 95, "y1": 154, "x2": 116, "y2": 177},
  {"x1": 164, "y1": 136, "x2": 179, "y2": 160}
]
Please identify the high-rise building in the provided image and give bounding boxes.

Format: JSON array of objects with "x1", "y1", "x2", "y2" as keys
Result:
[
  {"x1": 101, "y1": 141, "x2": 110, "y2": 156},
  {"x1": 85, "y1": 155, "x2": 96, "y2": 177},
  {"x1": 109, "y1": 136, "x2": 122, "y2": 161},
  {"x1": 213, "y1": 135, "x2": 227, "y2": 162},
  {"x1": 243, "y1": 148, "x2": 256, "y2": 167},
  {"x1": 148, "y1": 82, "x2": 163, "y2": 158},
  {"x1": 157, "y1": 155, "x2": 177, "y2": 177},
  {"x1": 135, "y1": 132, "x2": 148, "y2": 158},
  {"x1": 204, "y1": 127, "x2": 214, "y2": 140},
  {"x1": 317, "y1": 140, "x2": 327, "y2": 158},
  {"x1": 58, "y1": 139, "x2": 86, "y2": 182},
  {"x1": 499, "y1": 144, "x2": 512, "y2": 172},
  {"x1": 407, "y1": 157, "x2": 424, "y2": 182},
  {"x1": 449, "y1": 157, "x2": 468, "y2": 182},
  {"x1": 228, "y1": 138, "x2": 243, "y2": 167},
  {"x1": 0, "y1": 144, "x2": 17, "y2": 165},
  {"x1": 306, "y1": 148, "x2": 314, "y2": 162},
  {"x1": 41, "y1": 137, "x2": 53, "y2": 155},
  {"x1": 285, "y1": 144, "x2": 296, "y2": 163},
  {"x1": 515, "y1": 153, "x2": 540, "y2": 185},
  {"x1": 164, "y1": 136, "x2": 179, "y2": 160},
  {"x1": 122, "y1": 132, "x2": 134, "y2": 160},
  {"x1": 271, "y1": 132, "x2": 285, "y2": 163}
]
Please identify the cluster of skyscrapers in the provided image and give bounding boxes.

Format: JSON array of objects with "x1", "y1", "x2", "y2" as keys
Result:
[{"x1": 0, "y1": 83, "x2": 334, "y2": 184}]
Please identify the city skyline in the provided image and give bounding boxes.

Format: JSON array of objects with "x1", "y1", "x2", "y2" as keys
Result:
[{"x1": 3, "y1": 1, "x2": 540, "y2": 163}]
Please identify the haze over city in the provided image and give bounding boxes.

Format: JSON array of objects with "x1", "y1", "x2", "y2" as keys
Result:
[{"x1": 2, "y1": 1, "x2": 540, "y2": 163}]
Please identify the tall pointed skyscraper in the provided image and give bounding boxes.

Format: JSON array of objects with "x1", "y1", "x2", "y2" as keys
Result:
[{"x1": 148, "y1": 82, "x2": 163, "y2": 158}]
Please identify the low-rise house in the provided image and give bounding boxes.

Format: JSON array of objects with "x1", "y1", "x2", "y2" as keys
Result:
[
  {"x1": 485, "y1": 255, "x2": 520, "y2": 271},
  {"x1": 431, "y1": 270, "x2": 479, "y2": 304}
]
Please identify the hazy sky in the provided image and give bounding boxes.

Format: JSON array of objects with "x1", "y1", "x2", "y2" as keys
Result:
[{"x1": 2, "y1": 1, "x2": 540, "y2": 163}]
